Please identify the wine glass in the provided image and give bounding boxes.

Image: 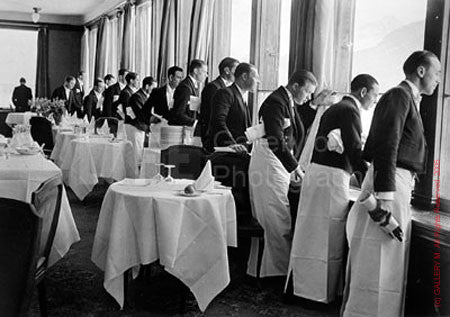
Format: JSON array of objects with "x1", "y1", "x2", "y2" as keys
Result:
[
  {"x1": 164, "y1": 164, "x2": 176, "y2": 182},
  {"x1": 154, "y1": 163, "x2": 165, "y2": 180}
]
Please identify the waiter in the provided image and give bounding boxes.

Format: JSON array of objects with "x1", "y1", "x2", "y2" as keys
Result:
[
  {"x1": 247, "y1": 70, "x2": 317, "y2": 277},
  {"x1": 287, "y1": 74, "x2": 378, "y2": 304},
  {"x1": 341, "y1": 51, "x2": 441, "y2": 316}
]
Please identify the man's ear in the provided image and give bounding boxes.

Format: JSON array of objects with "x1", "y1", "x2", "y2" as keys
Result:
[
  {"x1": 360, "y1": 87, "x2": 368, "y2": 98},
  {"x1": 417, "y1": 65, "x2": 426, "y2": 78},
  {"x1": 223, "y1": 67, "x2": 230, "y2": 75}
]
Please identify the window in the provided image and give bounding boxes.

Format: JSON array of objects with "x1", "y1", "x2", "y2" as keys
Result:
[
  {"x1": 278, "y1": 0, "x2": 291, "y2": 86},
  {"x1": 230, "y1": 0, "x2": 252, "y2": 63},
  {"x1": 352, "y1": 0, "x2": 427, "y2": 137},
  {"x1": 0, "y1": 28, "x2": 37, "y2": 108}
]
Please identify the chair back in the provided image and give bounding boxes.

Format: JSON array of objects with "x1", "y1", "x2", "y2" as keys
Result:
[
  {"x1": 95, "y1": 117, "x2": 119, "y2": 135},
  {"x1": 0, "y1": 198, "x2": 41, "y2": 317},
  {"x1": 209, "y1": 152, "x2": 252, "y2": 223},
  {"x1": 31, "y1": 174, "x2": 63, "y2": 273},
  {"x1": 30, "y1": 116, "x2": 54, "y2": 151},
  {"x1": 160, "y1": 145, "x2": 206, "y2": 179}
]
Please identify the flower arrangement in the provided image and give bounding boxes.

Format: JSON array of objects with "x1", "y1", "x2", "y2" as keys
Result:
[{"x1": 29, "y1": 98, "x2": 66, "y2": 124}]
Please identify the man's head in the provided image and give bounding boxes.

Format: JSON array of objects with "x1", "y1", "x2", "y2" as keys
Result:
[
  {"x1": 189, "y1": 59, "x2": 208, "y2": 83},
  {"x1": 125, "y1": 72, "x2": 139, "y2": 89},
  {"x1": 142, "y1": 76, "x2": 157, "y2": 94},
  {"x1": 403, "y1": 50, "x2": 441, "y2": 95},
  {"x1": 234, "y1": 63, "x2": 260, "y2": 92},
  {"x1": 78, "y1": 71, "x2": 85, "y2": 81},
  {"x1": 167, "y1": 66, "x2": 184, "y2": 89},
  {"x1": 350, "y1": 74, "x2": 379, "y2": 110},
  {"x1": 104, "y1": 74, "x2": 116, "y2": 87},
  {"x1": 118, "y1": 68, "x2": 129, "y2": 83},
  {"x1": 64, "y1": 76, "x2": 76, "y2": 89},
  {"x1": 218, "y1": 57, "x2": 239, "y2": 82},
  {"x1": 286, "y1": 70, "x2": 318, "y2": 105},
  {"x1": 93, "y1": 78, "x2": 105, "y2": 93},
  {"x1": 19, "y1": 77, "x2": 26, "y2": 85}
]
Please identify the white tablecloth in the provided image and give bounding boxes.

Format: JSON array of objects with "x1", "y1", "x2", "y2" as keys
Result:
[
  {"x1": 0, "y1": 153, "x2": 80, "y2": 266},
  {"x1": 54, "y1": 135, "x2": 136, "y2": 200},
  {"x1": 5, "y1": 111, "x2": 37, "y2": 127},
  {"x1": 91, "y1": 179, "x2": 237, "y2": 312}
]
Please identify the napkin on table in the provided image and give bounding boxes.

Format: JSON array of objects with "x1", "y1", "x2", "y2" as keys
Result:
[
  {"x1": 88, "y1": 116, "x2": 96, "y2": 134},
  {"x1": 193, "y1": 160, "x2": 215, "y2": 191},
  {"x1": 99, "y1": 120, "x2": 110, "y2": 135}
]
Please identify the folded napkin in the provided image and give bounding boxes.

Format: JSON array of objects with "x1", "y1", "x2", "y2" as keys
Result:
[
  {"x1": 70, "y1": 112, "x2": 77, "y2": 122},
  {"x1": 99, "y1": 120, "x2": 110, "y2": 135},
  {"x1": 194, "y1": 160, "x2": 215, "y2": 191},
  {"x1": 115, "y1": 178, "x2": 152, "y2": 187},
  {"x1": 327, "y1": 128, "x2": 344, "y2": 154},
  {"x1": 116, "y1": 120, "x2": 127, "y2": 139},
  {"x1": 88, "y1": 116, "x2": 96, "y2": 134},
  {"x1": 83, "y1": 115, "x2": 89, "y2": 126}
]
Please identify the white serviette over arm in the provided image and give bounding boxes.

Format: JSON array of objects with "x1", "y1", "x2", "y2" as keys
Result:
[
  {"x1": 194, "y1": 160, "x2": 215, "y2": 191},
  {"x1": 327, "y1": 128, "x2": 344, "y2": 154}
]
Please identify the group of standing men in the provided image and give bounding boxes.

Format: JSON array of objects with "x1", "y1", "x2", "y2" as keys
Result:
[{"x1": 245, "y1": 50, "x2": 441, "y2": 317}]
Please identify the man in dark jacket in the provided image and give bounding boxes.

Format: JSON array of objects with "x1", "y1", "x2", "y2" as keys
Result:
[
  {"x1": 83, "y1": 78, "x2": 105, "y2": 121},
  {"x1": 51, "y1": 76, "x2": 76, "y2": 114},
  {"x1": 103, "y1": 68, "x2": 128, "y2": 118},
  {"x1": 168, "y1": 59, "x2": 208, "y2": 126},
  {"x1": 206, "y1": 63, "x2": 260, "y2": 153},
  {"x1": 73, "y1": 71, "x2": 85, "y2": 114},
  {"x1": 144, "y1": 66, "x2": 183, "y2": 120},
  {"x1": 12, "y1": 77, "x2": 32, "y2": 112},
  {"x1": 128, "y1": 76, "x2": 158, "y2": 132},
  {"x1": 342, "y1": 51, "x2": 441, "y2": 317},
  {"x1": 199, "y1": 57, "x2": 239, "y2": 145},
  {"x1": 119, "y1": 72, "x2": 139, "y2": 123}
]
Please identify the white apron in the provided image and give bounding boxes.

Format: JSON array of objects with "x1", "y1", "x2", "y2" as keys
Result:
[
  {"x1": 125, "y1": 123, "x2": 145, "y2": 169},
  {"x1": 287, "y1": 162, "x2": 350, "y2": 303},
  {"x1": 247, "y1": 139, "x2": 292, "y2": 277},
  {"x1": 341, "y1": 165, "x2": 414, "y2": 317}
]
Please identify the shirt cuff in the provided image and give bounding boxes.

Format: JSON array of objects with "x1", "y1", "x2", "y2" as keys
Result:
[{"x1": 375, "y1": 192, "x2": 395, "y2": 200}]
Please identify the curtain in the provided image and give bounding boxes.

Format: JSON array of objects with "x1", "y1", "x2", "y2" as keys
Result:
[
  {"x1": 150, "y1": 0, "x2": 164, "y2": 82},
  {"x1": 35, "y1": 27, "x2": 50, "y2": 98},
  {"x1": 208, "y1": 0, "x2": 232, "y2": 79},
  {"x1": 95, "y1": 16, "x2": 112, "y2": 80},
  {"x1": 107, "y1": 17, "x2": 119, "y2": 76},
  {"x1": 88, "y1": 27, "x2": 98, "y2": 91},
  {"x1": 135, "y1": 2, "x2": 152, "y2": 78},
  {"x1": 158, "y1": 0, "x2": 215, "y2": 83},
  {"x1": 80, "y1": 27, "x2": 90, "y2": 91},
  {"x1": 189, "y1": 0, "x2": 216, "y2": 62},
  {"x1": 120, "y1": 3, "x2": 136, "y2": 71},
  {"x1": 289, "y1": 0, "x2": 355, "y2": 92}
]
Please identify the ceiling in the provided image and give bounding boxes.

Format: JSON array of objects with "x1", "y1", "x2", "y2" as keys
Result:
[{"x1": 0, "y1": 0, "x2": 125, "y2": 25}]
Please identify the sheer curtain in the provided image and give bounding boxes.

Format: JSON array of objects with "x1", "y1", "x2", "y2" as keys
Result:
[
  {"x1": 135, "y1": 2, "x2": 152, "y2": 78},
  {"x1": 80, "y1": 27, "x2": 90, "y2": 90},
  {"x1": 289, "y1": 0, "x2": 355, "y2": 91},
  {"x1": 121, "y1": 3, "x2": 136, "y2": 71},
  {"x1": 88, "y1": 27, "x2": 98, "y2": 91},
  {"x1": 95, "y1": 17, "x2": 111, "y2": 79}
]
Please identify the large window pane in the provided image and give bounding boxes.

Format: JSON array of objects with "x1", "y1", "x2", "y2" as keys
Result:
[
  {"x1": 352, "y1": 0, "x2": 427, "y2": 137},
  {"x1": 0, "y1": 28, "x2": 37, "y2": 108},
  {"x1": 278, "y1": 0, "x2": 291, "y2": 85},
  {"x1": 230, "y1": 0, "x2": 252, "y2": 63}
]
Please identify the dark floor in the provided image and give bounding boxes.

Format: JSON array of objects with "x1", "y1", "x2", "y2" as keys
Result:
[{"x1": 27, "y1": 182, "x2": 341, "y2": 317}]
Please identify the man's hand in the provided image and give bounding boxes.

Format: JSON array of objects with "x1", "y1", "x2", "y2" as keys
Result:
[
  {"x1": 290, "y1": 167, "x2": 304, "y2": 186},
  {"x1": 312, "y1": 89, "x2": 336, "y2": 107},
  {"x1": 230, "y1": 144, "x2": 248, "y2": 153}
]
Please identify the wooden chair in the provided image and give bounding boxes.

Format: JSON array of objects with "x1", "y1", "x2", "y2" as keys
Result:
[
  {"x1": 208, "y1": 152, "x2": 265, "y2": 279},
  {"x1": 95, "y1": 117, "x2": 119, "y2": 135},
  {"x1": 160, "y1": 145, "x2": 207, "y2": 179},
  {"x1": 31, "y1": 174, "x2": 63, "y2": 317},
  {"x1": 0, "y1": 197, "x2": 42, "y2": 317},
  {"x1": 30, "y1": 116, "x2": 54, "y2": 156}
]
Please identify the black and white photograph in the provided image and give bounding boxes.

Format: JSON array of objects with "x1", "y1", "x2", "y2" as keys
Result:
[{"x1": 0, "y1": 0, "x2": 448, "y2": 316}]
